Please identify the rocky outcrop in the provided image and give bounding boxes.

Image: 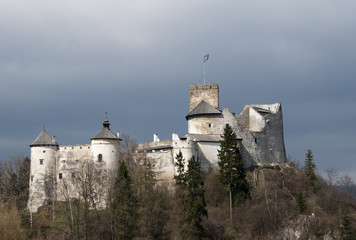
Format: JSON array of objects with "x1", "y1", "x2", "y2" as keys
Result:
[{"x1": 275, "y1": 215, "x2": 336, "y2": 240}]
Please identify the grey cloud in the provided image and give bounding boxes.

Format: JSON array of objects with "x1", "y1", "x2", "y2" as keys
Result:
[{"x1": 0, "y1": 0, "x2": 355, "y2": 179}]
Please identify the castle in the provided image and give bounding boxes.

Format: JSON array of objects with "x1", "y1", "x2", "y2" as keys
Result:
[
  {"x1": 28, "y1": 83, "x2": 286, "y2": 212},
  {"x1": 28, "y1": 117, "x2": 121, "y2": 212}
]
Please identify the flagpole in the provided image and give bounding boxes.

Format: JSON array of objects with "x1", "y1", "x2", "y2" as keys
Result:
[
  {"x1": 203, "y1": 62, "x2": 206, "y2": 85},
  {"x1": 203, "y1": 53, "x2": 209, "y2": 85}
]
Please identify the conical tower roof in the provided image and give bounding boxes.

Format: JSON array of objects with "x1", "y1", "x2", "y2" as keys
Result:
[
  {"x1": 186, "y1": 100, "x2": 221, "y2": 120},
  {"x1": 30, "y1": 129, "x2": 58, "y2": 146},
  {"x1": 91, "y1": 117, "x2": 121, "y2": 140}
]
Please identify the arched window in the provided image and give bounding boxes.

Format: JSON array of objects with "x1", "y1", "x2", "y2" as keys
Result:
[{"x1": 98, "y1": 154, "x2": 102, "y2": 162}]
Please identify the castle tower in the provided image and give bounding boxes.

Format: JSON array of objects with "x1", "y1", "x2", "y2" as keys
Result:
[
  {"x1": 189, "y1": 83, "x2": 219, "y2": 111},
  {"x1": 91, "y1": 116, "x2": 121, "y2": 171},
  {"x1": 28, "y1": 128, "x2": 58, "y2": 212},
  {"x1": 187, "y1": 84, "x2": 222, "y2": 134}
]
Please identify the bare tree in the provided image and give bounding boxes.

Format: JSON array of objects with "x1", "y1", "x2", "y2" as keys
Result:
[
  {"x1": 120, "y1": 133, "x2": 137, "y2": 154},
  {"x1": 326, "y1": 168, "x2": 338, "y2": 187},
  {"x1": 57, "y1": 178, "x2": 76, "y2": 237},
  {"x1": 73, "y1": 160, "x2": 104, "y2": 240},
  {"x1": 0, "y1": 155, "x2": 30, "y2": 209},
  {"x1": 338, "y1": 174, "x2": 354, "y2": 194}
]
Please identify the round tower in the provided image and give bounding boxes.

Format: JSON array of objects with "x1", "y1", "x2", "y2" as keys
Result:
[
  {"x1": 91, "y1": 116, "x2": 121, "y2": 171},
  {"x1": 28, "y1": 128, "x2": 58, "y2": 212}
]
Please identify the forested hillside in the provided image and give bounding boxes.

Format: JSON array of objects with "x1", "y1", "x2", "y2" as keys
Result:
[{"x1": 0, "y1": 148, "x2": 355, "y2": 239}]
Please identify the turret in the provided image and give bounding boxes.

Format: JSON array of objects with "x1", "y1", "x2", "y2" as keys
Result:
[
  {"x1": 28, "y1": 128, "x2": 58, "y2": 212},
  {"x1": 186, "y1": 84, "x2": 222, "y2": 135},
  {"x1": 91, "y1": 116, "x2": 121, "y2": 170}
]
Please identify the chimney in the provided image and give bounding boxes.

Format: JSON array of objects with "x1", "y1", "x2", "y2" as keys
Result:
[
  {"x1": 117, "y1": 130, "x2": 120, "y2": 138},
  {"x1": 52, "y1": 136, "x2": 56, "y2": 144},
  {"x1": 172, "y1": 133, "x2": 179, "y2": 141},
  {"x1": 153, "y1": 133, "x2": 159, "y2": 142}
]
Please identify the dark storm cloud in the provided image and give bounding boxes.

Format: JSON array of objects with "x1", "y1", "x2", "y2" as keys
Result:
[{"x1": 0, "y1": 0, "x2": 355, "y2": 178}]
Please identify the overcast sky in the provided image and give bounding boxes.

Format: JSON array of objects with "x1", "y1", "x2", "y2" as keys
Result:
[{"x1": 1, "y1": 0, "x2": 355, "y2": 179}]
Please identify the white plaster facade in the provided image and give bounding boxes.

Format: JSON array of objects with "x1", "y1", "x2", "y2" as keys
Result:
[
  {"x1": 28, "y1": 83, "x2": 287, "y2": 211},
  {"x1": 136, "y1": 83, "x2": 287, "y2": 183},
  {"x1": 28, "y1": 117, "x2": 121, "y2": 212}
]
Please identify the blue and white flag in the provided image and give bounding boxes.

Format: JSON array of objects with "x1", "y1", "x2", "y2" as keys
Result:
[{"x1": 203, "y1": 54, "x2": 209, "y2": 63}]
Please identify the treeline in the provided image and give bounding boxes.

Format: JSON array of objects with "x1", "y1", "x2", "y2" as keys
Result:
[{"x1": 0, "y1": 129, "x2": 356, "y2": 239}]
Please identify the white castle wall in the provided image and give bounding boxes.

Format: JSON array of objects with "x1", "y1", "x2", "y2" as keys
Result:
[
  {"x1": 29, "y1": 84, "x2": 286, "y2": 212},
  {"x1": 29, "y1": 129, "x2": 121, "y2": 212},
  {"x1": 187, "y1": 115, "x2": 223, "y2": 135},
  {"x1": 28, "y1": 145, "x2": 58, "y2": 212},
  {"x1": 136, "y1": 87, "x2": 286, "y2": 182},
  {"x1": 91, "y1": 139, "x2": 120, "y2": 170},
  {"x1": 196, "y1": 142, "x2": 220, "y2": 171}
]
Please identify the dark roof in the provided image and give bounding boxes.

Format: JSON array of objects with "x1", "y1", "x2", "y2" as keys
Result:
[
  {"x1": 253, "y1": 107, "x2": 271, "y2": 116},
  {"x1": 91, "y1": 117, "x2": 121, "y2": 140},
  {"x1": 92, "y1": 127, "x2": 120, "y2": 140},
  {"x1": 181, "y1": 134, "x2": 221, "y2": 142},
  {"x1": 181, "y1": 133, "x2": 242, "y2": 142},
  {"x1": 30, "y1": 129, "x2": 58, "y2": 146},
  {"x1": 186, "y1": 100, "x2": 221, "y2": 119},
  {"x1": 139, "y1": 145, "x2": 173, "y2": 151}
]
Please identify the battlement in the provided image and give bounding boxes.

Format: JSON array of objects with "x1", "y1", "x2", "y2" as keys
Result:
[
  {"x1": 190, "y1": 83, "x2": 219, "y2": 90},
  {"x1": 189, "y1": 83, "x2": 219, "y2": 111}
]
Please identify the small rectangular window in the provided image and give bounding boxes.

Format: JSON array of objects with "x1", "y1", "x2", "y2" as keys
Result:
[
  {"x1": 208, "y1": 123, "x2": 211, "y2": 128},
  {"x1": 39, "y1": 159, "x2": 44, "y2": 165},
  {"x1": 31, "y1": 175, "x2": 34, "y2": 182},
  {"x1": 71, "y1": 172, "x2": 75, "y2": 178},
  {"x1": 59, "y1": 173, "x2": 62, "y2": 179}
]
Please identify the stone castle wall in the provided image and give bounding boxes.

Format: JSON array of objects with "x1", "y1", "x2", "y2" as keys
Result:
[
  {"x1": 29, "y1": 83, "x2": 286, "y2": 212},
  {"x1": 189, "y1": 84, "x2": 219, "y2": 111}
]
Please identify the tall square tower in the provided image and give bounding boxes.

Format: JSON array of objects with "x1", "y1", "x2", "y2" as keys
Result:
[{"x1": 189, "y1": 84, "x2": 219, "y2": 111}]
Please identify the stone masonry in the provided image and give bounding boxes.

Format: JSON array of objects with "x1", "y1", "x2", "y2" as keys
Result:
[
  {"x1": 28, "y1": 83, "x2": 287, "y2": 211},
  {"x1": 137, "y1": 83, "x2": 287, "y2": 183}
]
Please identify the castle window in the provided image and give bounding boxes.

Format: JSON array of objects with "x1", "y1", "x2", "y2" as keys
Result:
[
  {"x1": 59, "y1": 173, "x2": 62, "y2": 179},
  {"x1": 43, "y1": 150, "x2": 46, "y2": 153},
  {"x1": 98, "y1": 154, "x2": 102, "y2": 162},
  {"x1": 71, "y1": 172, "x2": 75, "y2": 178},
  {"x1": 208, "y1": 123, "x2": 211, "y2": 128},
  {"x1": 255, "y1": 138, "x2": 257, "y2": 144},
  {"x1": 31, "y1": 175, "x2": 34, "y2": 182},
  {"x1": 39, "y1": 159, "x2": 44, "y2": 165}
]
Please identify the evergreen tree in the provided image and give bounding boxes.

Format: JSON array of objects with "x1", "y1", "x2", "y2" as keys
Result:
[
  {"x1": 112, "y1": 161, "x2": 137, "y2": 239},
  {"x1": 174, "y1": 150, "x2": 186, "y2": 188},
  {"x1": 304, "y1": 149, "x2": 317, "y2": 190},
  {"x1": 134, "y1": 162, "x2": 171, "y2": 239},
  {"x1": 173, "y1": 152, "x2": 207, "y2": 239},
  {"x1": 339, "y1": 207, "x2": 355, "y2": 240},
  {"x1": 218, "y1": 124, "x2": 250, "y2": 220},
  {"x1": 296, "y1": 191, "x2": 306, "y2": 215},
  {"x1": 184, "y1": 156, "x2": 208, "y2": 238},
  {"x1": 18, "y1": 157, "x2": 30, "y2": 209},
  {"x1": 173, "y1": 151, "x2": 188, "y2": 238}
]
